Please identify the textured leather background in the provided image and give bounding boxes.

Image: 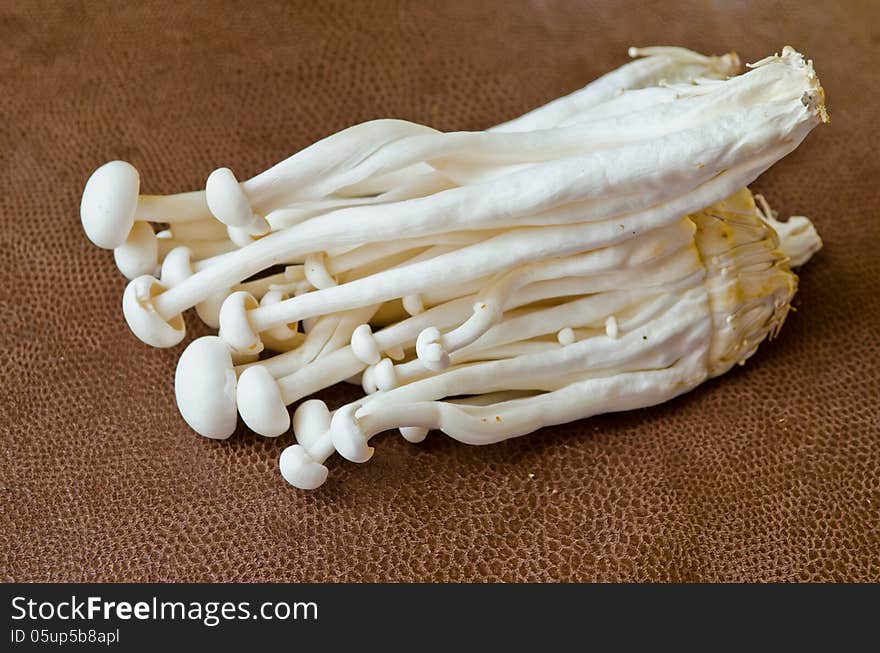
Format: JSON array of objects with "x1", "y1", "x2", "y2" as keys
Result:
[{"x1": 2, "y1": 0, "x2": 878, "y2": 582}]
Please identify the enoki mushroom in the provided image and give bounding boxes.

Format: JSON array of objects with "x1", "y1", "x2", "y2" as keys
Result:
[{"x1": 79, "y1": 46, "x2": 826, "y2": 489}]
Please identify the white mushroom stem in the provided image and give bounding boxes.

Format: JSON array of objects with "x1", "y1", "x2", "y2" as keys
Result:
[
  {"x1": 492, "y1": 47, "x2": 739, "y2": 133},
  {"x1": 379, "y1": 341, "x2": 563, "y2": 392},
  {"x1": 166, "y1": 218, "x2": 232, "y2": 241},
  {"x1": 156, "y1": 235, "x2": 237, "y2": 261},
  {"x1": 173, "y1": 232, "x2": 462, "y2": 331},
  {"x1": 242, "y1": 314, "x2": 349, "y2": 375},
  {"x1": 238, "y1": 82, "x2": 754, "y2": 195},
  {"x1": 325, "y1": 229, "x2": 499, "y2": 280},
  {"x1": 331, "y1": 48, "x2": 739, "y2": 197},
  {"x1": 266, "y1": 170, "x2": 456, "y2": 230},
  {"x1": 257, "y1": 290, "x2": 301, "y2": 349},
  {"x1": 241, "y1": 267, "x2": 304, "y2": 297}
]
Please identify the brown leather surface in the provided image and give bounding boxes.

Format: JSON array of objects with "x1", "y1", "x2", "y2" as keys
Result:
[{"x1": 2, "y1": 0, "x2": 879, "y2": 582}]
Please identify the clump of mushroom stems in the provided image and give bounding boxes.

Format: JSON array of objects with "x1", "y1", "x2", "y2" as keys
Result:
[{"x1": 80, "y1": 46, "x2": 826, "y2": 490}]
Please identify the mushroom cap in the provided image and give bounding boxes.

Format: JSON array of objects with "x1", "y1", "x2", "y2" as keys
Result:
[
  {"x1": 195, "y1": 290, "x2": 226, "y2": 329},
  {"x1": 113, "y1": 221, "x2": 158, "y2": 280},
  {"x1": 292, "y1": 399, "x2": 331, "y2": 450},
  {"x1": 205, "y1": 168, "x2": 269, "y2": 235},
  {"x1": 226, "y1": 225, "x2": 258, "y2": 247},
  {"x1": 330, "y1": 404, "x2": 374, "y2": 463},
  {"x1": 236, "y1": 365, "x2": 290, "y2": 437},
  {"x1": 175, "y1": 336, "x2": 238, "y2": 439},
  {"x1": 159, "y1": 246, "x2": 194, "y2": 287},
  {"x1": 122, "y1": 275, "x2": 185, "y2": 348},
  {"x1": 360, "y1": 365, "x2": 378, "y2": 394},
  {"x1": 416, "y1": 325, "x2": 451, "y2": 371},
  {"x1": 402, "y1": 293, "x2": 425, "y2": 316},
  {"x1": 81, "y1": 160, "x2": 140, "y2": 249},
  {"x1": 372, "y1": 358, "x2": 398, "y2": 391},
  {"x1": 205, "y1": 168, "x2": 252, "y2": 228},
  {"x1": 279, "y1": 445, "x2": 329, "y2": 490},
  {"x1": 399, "y1": 426, "x2": 429, "y2": 443},
  {"x1": 218, "y1": 291, "x2": 263, "y2": 355},
  {"x1": 557, "y1": 327, "x2": 576, "y2": 346},
  {"x1": 351, "y1": 324, "x2": 381, "y2": 365}
]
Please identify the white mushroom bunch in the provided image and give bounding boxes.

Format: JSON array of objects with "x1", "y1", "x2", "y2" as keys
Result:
[{"x1": 80, "y1": 46, "x2": 826, "y2": 489}]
